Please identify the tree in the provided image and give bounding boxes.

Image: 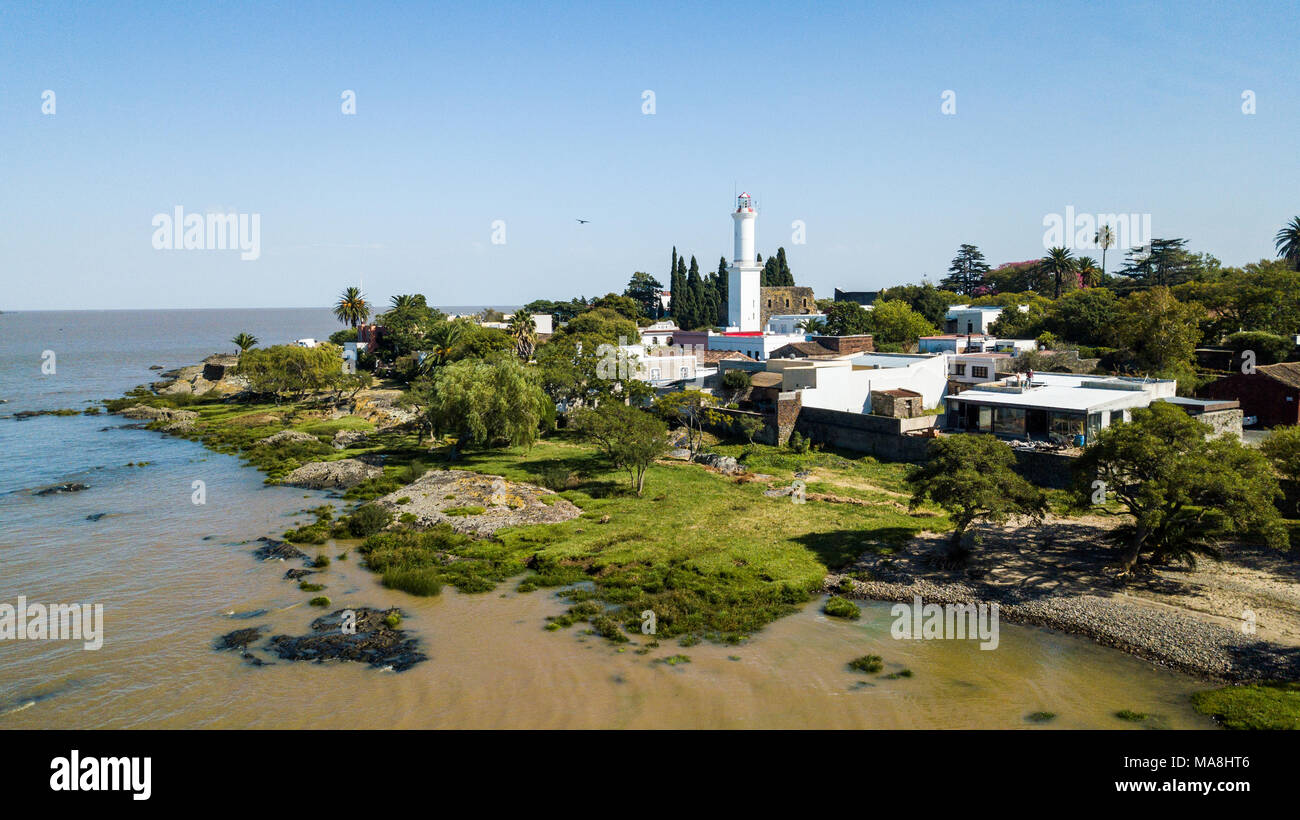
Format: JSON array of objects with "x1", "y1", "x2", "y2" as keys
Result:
[
  {"x1": 624, "y1": 272, "x2": 664, "y2": 319},
  {"x1": 940, "y1": 244, "x2": 991, "y2": 295},
  {"x1": 1076, "y1": 256, "x2": 1102, "y2": 288},
  {"x1": 1111, "y1": 287, "x2": 1203, "y2": 381},
  {"x1": 1040, "y1": 247, "x2": 1077, "y2": 299},
  {"x1": 1075, "y1": 402, "x2": 1286, "y2": 574},
  {"x1": 1275, "y1": 216, "x2": 1300, "y2": 271},
  {"x1": 424, "y1": 356, "x2": 552, "y2": 456},
  {"x1": 1174, "y1": 259, "x2": 1300, "y2": 342},
  {"x1": 877, "y1": 283, "x2": 961, "y2": 328},
  {"x1": 1095, "y1": 224, "x2": 1116, "y2": 279},
  {"x1": 373, "y1": 294, "x2": 446, "y2": 362},
  {"x1": 231, "y1": 332, "x2": 259, "y2": 352},
  {"x1": 507, "y1": 310, "x2": 538, "y2": 361},
  {"x1": 555, "y1": 307, "x2": 640, "y2": 345},
  {"x1": 333, "y1": 286, "x2": 370, "y2": 328},
  {"x1": 823, "y1": 301, "x2": 872, "y2": 336},
  {"x1": 714, "y1": 256, "x2": 730, "y2": 325},
  {"x1": 721, "y1": 368, "x2": 751, "y2": 402},
  {"x1": 1043, "y1": 287, "x2": 1118, "y2": 347},
  {"x1": 797, "y1": 316, "x2": 827, "y2": 333},
  {"x1": 236, "y1": 344, "x2": 344, "y2": 403},
  {"x1": 570, "y1": 403, "x2": 669, "y2": 495},
  {"x1": 652, "y1": 390, "x2": 717, "y2": 456},
  {"x1": 1116, "y1": 238, "x2": 1198, "y2": 290},
  {"x1": 906, "y1": 435, "x2": 1047, "y2": 560},
  {"x1": 865, "y1": 299, "x2": 938, "y2": 347},
  {"x1": 1261, "y1": 425, "x2": 1300, "y2": 484},
  {"x1": 389, "y1": 294, "x2": 419, "y2": 310}
]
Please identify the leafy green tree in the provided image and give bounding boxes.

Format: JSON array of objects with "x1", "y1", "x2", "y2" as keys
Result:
[
  {"x1": 1224, "y1": 331, "x2": 1293, "y2": 365},
  {"x1": 940, "y1": 244, "x2": 991, "y2": 295},
  {"x1": 556, "y1": 307, "x2": 640, "y2": 345},
  {"x1": 624, "y1": 272, "x2": 664, "y2": 319},
  {"x1": 231, "y1": 332, "x2": 258, "y2": 352},
  {"x1": 236, "y1": 344, "x2": 344, "y2": 403},
  {"x1": 333, "y1": 286, "x2": 370, "y2": 328},
  {"x1": 535, "y1": 334, "x2": 649, "y2": 410},
  {"x1": 1275, "y1": 216, "x2": 1300, "y2": 271},
  {"x1": 570, "y1": 403, "x2": 670, "y2": 495},
  {"x1": 721, "y1": 368, "x2": 751, "y2": 402},
  {"x1": 1076, "y1": 256, "x2": 1102, "y2": 287},
  {"x1": 797, "y1": 316, "x2": 827, "y2": 333},
  {"x1": 1043, "y1": 287, "x2": 1119, "y2": 346},
  {"x1": 374, "y1": 294, "x2": 447, "y2": 362},
  {"x1": 448, "y1": 322, "x2": 513, "y2": 361},
  {"x1": 907, "y1": 435, "x2": 1047, "y2": 559},
  {"x1": 1176, "y1": 259, "x2": 1300, "y2": 342},
  {"x1": 1261, "y1": 425, "x2": 1300, "y2": 484},
  {"x1": 877, "y1": 283, "x2": 961, "y2": 327},
  {"x1": 823, "y1": 301, "x2": 872, "y2": 336},
  {"x1": 591, "y1": 292, "x2": 643, "y2": 321},
  {"x1": 523, "y1": 297, "x2": 590, "y2": 324},
  {"x1": 1111, "y1": 287, "x2": 1203, "y2": 380},
  {"x1": 1040, "y1": 247, "x2": 1077, "y2": 299},
  {"x1": 865, "y1": 299, "x2": 938, "y2": 347},
  {"x1": 507, "y1": 310, "x2": 538, "y2": 361},
  {"x1": 425, "y1": 356, "x2": 552, "y2": 455},
  {"x1": 653, "y1": 390, "x2": 717, "y2": 456},
  {"x1": 1075, "y1": 402, "x2": 1286, "y2": 574}
]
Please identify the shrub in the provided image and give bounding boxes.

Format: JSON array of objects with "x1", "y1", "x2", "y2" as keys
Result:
[
  {"x1": 312, "y1": 555, "x2": 330, "y2": 568},
  {"x1": 823, "y1": 595, "x2": 861, "y2": 620},
  {"x1": 308, "y1": 596, "x2": 330, "y2": 607},
  {"x1": 298, "y1": 582, "x2": 324, "y2": 592},
  {"x1": 345, "y1": 503, "x2": 392, "y2": 537},
  {"x1": 382, "y1": 567, "x2": 443, "y2": 596},
  {"x1": 1114, "y1": 709, "x2": 1147, "y2": 722},
  {"x1": 848, "y1": 655, "x2": 883, "y2": 673},
  {"x1": 383, "y1": 612, "x2": 402, "y2": 628}
]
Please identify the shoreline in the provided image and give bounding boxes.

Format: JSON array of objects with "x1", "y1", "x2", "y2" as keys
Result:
[{"x1": 824, "y1": 524, "x2": 1300, "y2": 683}]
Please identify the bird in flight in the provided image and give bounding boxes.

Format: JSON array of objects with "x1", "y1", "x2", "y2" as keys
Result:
[{"x1": 575, "y1": 218, "x2": 590, "y2": 224}]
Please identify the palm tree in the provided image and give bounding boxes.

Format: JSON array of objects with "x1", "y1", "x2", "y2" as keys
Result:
[
  {"x1": 389, "y1": 293, "x2": 418, "y2": 310},
  {"x1": 231, "y1": 332, "x2": 258, "y2": 352},
  {"x1": 797, "y1": 316, "x2": 827, "y2": 333},
  {"x1": 333, "y1": 286, "x2": 370, "y2": 329},
  {"x1": 1040, "y1": 247, "x2": 1076, "y2": 299},
  {"x1": 1275, "y1": 216, "x2": 1300, "y2": 271},
  {"x1": 1095, "y1": 224, "x2": 1116, "y2": 279},
  {"x1": 507, "y1": 311, "x2": 538, "y2": 361},
  {"x1": 425, "y1": 320, "x2": 464, "y2": 368},
  {"x1": 1076, "y1": 256, "x2": 1101, "y2": 288}
]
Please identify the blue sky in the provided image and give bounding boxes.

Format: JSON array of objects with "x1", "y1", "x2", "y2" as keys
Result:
[{"x1": 2, "y1": 0, "x2": 1297, "y2": 310}]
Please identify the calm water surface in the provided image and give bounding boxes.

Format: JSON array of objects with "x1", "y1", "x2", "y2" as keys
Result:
[{"x1": 0, "y1": 310, "x2": 1214, "y2": 729}]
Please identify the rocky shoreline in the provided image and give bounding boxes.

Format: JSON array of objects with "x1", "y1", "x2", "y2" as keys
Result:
[{"x1": 825, "y1": 521, "x2": 1300, "y2": 683}]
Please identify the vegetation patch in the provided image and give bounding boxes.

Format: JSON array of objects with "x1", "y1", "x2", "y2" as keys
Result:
[
  {"x1": 1191, "y1": 682, "x2": 1300, "y2": 730},
  {"x1": 848, "y1": 654, "x2": 883, "y2": 673},
  {"x1": 823, "y1": 595, "x2": 861, "y2": 620}
]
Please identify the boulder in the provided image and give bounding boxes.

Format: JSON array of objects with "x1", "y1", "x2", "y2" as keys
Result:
[
  {"x1": 281, "y1": 458, "x2": 384, "y2": 489},
  {"x1": 371, "y1": 469, "x2": 582, "y2": 537},
  {"x1": 255, "y1": 429, "x2": 322, "y2": 447},
  {"x1": 332, "y1": 429, "x2": 369, "y2": 450},
  {"x1": 693, "y1": 452, "x2": 744, "y2": 475}
]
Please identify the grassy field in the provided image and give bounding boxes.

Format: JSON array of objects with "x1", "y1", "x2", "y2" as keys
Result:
[{"x1": 105, "y1": 390, "x2": 950, "y2": 643}]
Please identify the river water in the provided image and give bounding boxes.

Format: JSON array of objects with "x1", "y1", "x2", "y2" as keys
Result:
[{"x1": 0, "y1": 309, "x2": 1214, "y2": 729}]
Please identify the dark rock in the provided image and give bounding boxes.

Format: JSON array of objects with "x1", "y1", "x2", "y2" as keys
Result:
[
  {"x1": 214, "y1": 626, "x2": 266, "y2": 651},
  {"x1": 35, "y1": 482, "x2": 89, "y2": 496},
  {"x1": 284, "y1": 568, "x2": 317, "y2": 580},
  {"x1": 85, "y1": 512, "x2": 108, "y2": 521},
  {"x1": 267, "y1": 607, "x2": 425, "y2": 671},
  {"x1": 252, "y1": 537, "x2": 306, "y2": 562}
]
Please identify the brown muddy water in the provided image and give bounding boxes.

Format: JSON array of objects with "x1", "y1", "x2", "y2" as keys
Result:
[{"x1": 0, "y1": 309, "x2": 1215, "y2": 729}]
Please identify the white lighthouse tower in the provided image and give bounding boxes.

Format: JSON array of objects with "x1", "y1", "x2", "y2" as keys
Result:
[{"x1": 727, "y1": 193, "x2": 762, "y2": 331}]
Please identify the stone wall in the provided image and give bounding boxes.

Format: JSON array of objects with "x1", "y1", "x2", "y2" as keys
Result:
[{"x1": 760, "y1": 286, "x2": 817, "y2": 327}]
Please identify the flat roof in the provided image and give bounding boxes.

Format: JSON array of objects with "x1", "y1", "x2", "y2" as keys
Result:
[{"x1": 947, "y1": 385, "x2": 1153, "y2": 413}]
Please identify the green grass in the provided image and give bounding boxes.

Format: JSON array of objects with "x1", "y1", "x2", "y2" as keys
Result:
[
  {"x1": 1191, "y1": 682, "x2": 1300, "y2": 730},
  {"x1": 823, "y1": 596, "x2": 861, "y2": 620},
  {"x1": 444, "y1": 505, "x2": 487, "y2": 516},
  {"x1": 121, "y1": 390, "x2": 949, "y2": 645},
  {"x1": 1114, "y1": 709, "x2": 1148, "y2": 722},
  {"x1": 308, "y1": 596, "x2": 330, "y2": 607},
  {"x1": 848, "y1": 654, "x2": 883, "y2": 673}
]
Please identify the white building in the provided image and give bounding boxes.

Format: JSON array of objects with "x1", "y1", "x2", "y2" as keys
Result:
[
  {"x1": 944, "y1": 305, "x2": 1012, "y2": 335},
  {"x1": 766, "y1": 313, "x2": 827, "y2": 334},
  {"x1": 727, "y1": 193, "x2": 762, "y2": 332},
  {"x1": 943, "y1": 372, "x2": 1177, "y2": 444},
  {"x1": 751, "y1": 353, "x2": 949, "y2": 414},
  {"x1": 706, "y1": 331, "x2": 809, "y2": 362}
]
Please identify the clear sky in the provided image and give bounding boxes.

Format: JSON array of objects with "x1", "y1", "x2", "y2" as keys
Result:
[{"x1": 2, "y1": 0, "x2": 1297, "y2": 311}]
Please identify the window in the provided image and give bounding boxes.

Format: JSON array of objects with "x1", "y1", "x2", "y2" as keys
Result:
[
  {"x1": 972, "y1": 366, "x2": 989, "y2": 379},
  {"x1": 954, "y1": 363, "x2": 966, "y2": 376},
  {"x1": 650, "y1": 368, "x2": 660, "y2": 380},
  {"x1": 679, "y1": 367, "x2": 688, "y2": 379},
  {"x1": 992, "y1": 406, "x2": 1026, "y2": 435}
]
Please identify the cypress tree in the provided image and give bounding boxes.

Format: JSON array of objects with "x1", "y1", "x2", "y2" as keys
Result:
[
  {"x1": 668, "y1": 246, "x2": 682, "y2": 320},
  {"x1": 716, "y1": 256, "x2": 729, "y2": 325},
  {"x1": 776, "y1": 247, "x2": 793, "y2": 285},
  {"x1": 686, "y1": 256, "x2": 706, "y2": 330}
]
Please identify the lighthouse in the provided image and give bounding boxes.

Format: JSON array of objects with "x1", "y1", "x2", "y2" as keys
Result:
[{"x1": 727, "y1": 193, "x2": 762, "y2": 331}]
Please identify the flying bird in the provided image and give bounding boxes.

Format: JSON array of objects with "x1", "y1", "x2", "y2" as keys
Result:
[{"x1": 575, "y1": 218, "x2": 590, "y2": 224}]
